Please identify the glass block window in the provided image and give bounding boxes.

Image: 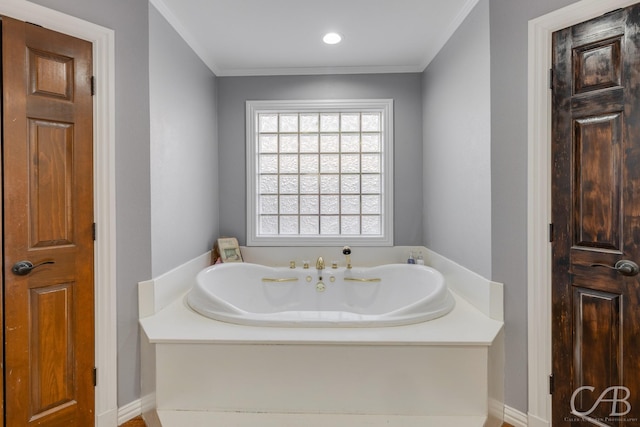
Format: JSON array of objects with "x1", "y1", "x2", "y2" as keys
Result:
[{"x1": 246, "y1": 100, "x2": 394, "y2": 246}]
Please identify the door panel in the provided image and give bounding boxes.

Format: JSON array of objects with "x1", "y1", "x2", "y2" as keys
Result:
[
  {"x1": 2, "y1": 16, "x2": 94, "y2": 426},
  {"x1": 28, "y1": 119, "x2": 75, "y2": 247},
  {"x1": 572, "y1": 287, "x2": 623, "y2": 418},
  {"x1": 572, "y1": 113, "x2": 622, "y2": 250},
  {"x1": 30, "y1": 283, "x2": 76, "y2": 419}
]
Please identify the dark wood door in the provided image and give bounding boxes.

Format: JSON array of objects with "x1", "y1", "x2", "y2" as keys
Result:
[
  {"x1": 2, "y1": 16, "x2": 95, "y2": 426},
  {"x1": 552, "y1": 4, "x2": 640, "y2": 426}
]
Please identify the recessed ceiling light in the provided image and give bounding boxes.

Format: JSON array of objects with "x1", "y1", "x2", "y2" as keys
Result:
[{"x1": 323, "y1": 32, "x2": 343, "y2": 45}]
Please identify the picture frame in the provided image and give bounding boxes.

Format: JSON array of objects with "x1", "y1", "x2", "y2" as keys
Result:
[{"x1": 213, "y1": 237, "x2": 243, "y2": 263}]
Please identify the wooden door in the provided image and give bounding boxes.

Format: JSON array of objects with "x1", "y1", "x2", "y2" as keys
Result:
[
  {"x1": 552, "y1": 4, "x2": 640, "y2": 426},
  {"x1": 2, "y1": 16, "x2": 95, "y2": 426}
]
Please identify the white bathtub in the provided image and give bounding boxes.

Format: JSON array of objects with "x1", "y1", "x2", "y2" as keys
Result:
[{"x1": 186, "y1": 262, "x2": 455, "y2": 327}]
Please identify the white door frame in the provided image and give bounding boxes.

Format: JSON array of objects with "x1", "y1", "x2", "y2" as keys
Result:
[
  {"x1": 0, "y1": 1, "x2": 117, "y2": 426},
  {"x1": 527, "y1": 1, "x2": 639, "y2": 426}
]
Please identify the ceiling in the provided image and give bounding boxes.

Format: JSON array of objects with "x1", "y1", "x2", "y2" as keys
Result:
[{"x1": 151, "y1": 0, "x2": 479, "y2": 76}]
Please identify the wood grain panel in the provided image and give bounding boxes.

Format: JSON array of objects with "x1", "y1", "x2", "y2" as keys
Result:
[
  {"x1": 573, "y1": 37, "x2": 622, "y2": 94},
  {"x1": 573, "y1": 114, "x2": 622, "y2": 250},
  {"x1": 28, "y1": 119, "x2": 74, "y2": 248},
  {"x1": 29, "y1": 283, "x2": 76, "y2": 420},
  {"x1": 573, "y1": 287, "x2": 623, "y2": 424},
  {"x1": 28, "y1": 48, "x2": 73, "y2": 100}
]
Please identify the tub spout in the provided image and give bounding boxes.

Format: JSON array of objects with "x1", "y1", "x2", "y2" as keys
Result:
[
  {"x1": 343, "y1": 246, "x2": 352, "y2": 269},
  {"x1": 316, "y1": 256, "x2": 325, "y2": 271}
]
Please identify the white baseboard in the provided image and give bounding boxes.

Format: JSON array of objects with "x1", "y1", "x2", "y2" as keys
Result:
[
  {"x1": 504, "y1": 405, "x2": 528, "y2": 427},
  {"x1": 118, "y1": 399, "x2": 142, "y2": 425},
  {"x1": 125, "y1": 401, "x2": 532, "y2": 427},
  {"x1": 486, "y1": 398, "x2": 504, "y2": 427},
  {"x1": 96, "y1": 407, "x2": 118, "y2": 427},
  {"x1": 156, "y1": 410, "x2": 487, "y2": 427},
  {"x1": 127, "y1": 401, "x2": 528, "y2": 427},
  {"x1": 126, "y1": 393, "x2": 526, "y2": 426},
  {"x1": 526, "y1": 412, "x2": 550, "y2": 427},
  {"x1": 131, "y1": 401, "x2": 532, "y2": 427}
]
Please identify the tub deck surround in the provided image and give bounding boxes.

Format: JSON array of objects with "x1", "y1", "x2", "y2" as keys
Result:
[
  {"x1": 141, "y1": 295, "x2": 500, "y2": 427},
  {"x1": 139, "y1": 247, "x2": 504, "y2": 427},
  {"x1": 142, "y1": 290, "x2": 499, "y2": 345}
]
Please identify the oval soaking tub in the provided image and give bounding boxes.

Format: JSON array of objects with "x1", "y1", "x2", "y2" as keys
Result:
[{"x1": 187, "y1": 262, "x2": 455, "y2": 327}]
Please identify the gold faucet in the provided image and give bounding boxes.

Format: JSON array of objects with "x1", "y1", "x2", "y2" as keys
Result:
[
  {"x1": 343, "y1": 246, "x2": 352, "y2": 269},
  {"x1": 316, "y1": 256, "x2": 325, "y2": 270}
]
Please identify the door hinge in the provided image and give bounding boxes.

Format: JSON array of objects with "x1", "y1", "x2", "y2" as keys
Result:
[
  {"x1": 549, "y1": 223, "x2": 554, "y2": 242},
  {"x1": 91, "y1": 76, "x2": 96, "y2": 96},
  {"x1": 549, "y1": 68, "x2": 554, "y2": 90},
  {"x1": 92, "y1": 222, "x2": 97, "y2": 241},
  {"x1": 549, "y1": 374, "x2": 554, "y2": 394},
  {"x1": 93, "y1": 367, "x2": 97, "y2": 386}
]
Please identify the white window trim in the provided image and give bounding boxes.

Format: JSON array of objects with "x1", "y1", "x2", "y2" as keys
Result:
[{"x1": 246, "y1": 99, "x2": 394, "y2": 247}]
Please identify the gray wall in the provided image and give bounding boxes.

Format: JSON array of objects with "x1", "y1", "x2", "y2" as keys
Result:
[
  {"x1": 422, "y1": 0, "x2": 492, "y2": 279},
  {"x1": 489, "y1": 0, "x2": 578, "y2": 412},
  {"x1": 28, "y1": 0, "x2": 153, "y2": 407},
  {"x1": 217, "y1": 74, "x2": 424, "y2": 246},
  {"x1": 149, "y1": 5, "x2": 219, "y2": 277}
]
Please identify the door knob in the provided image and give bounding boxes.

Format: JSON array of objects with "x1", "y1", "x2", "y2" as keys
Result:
[
  {"x1": 590, "y1": 260, "x2": 640, "y2": 277},
  {"x1": 11, "y1": 260, "x2": 55, "y2": 276}
]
